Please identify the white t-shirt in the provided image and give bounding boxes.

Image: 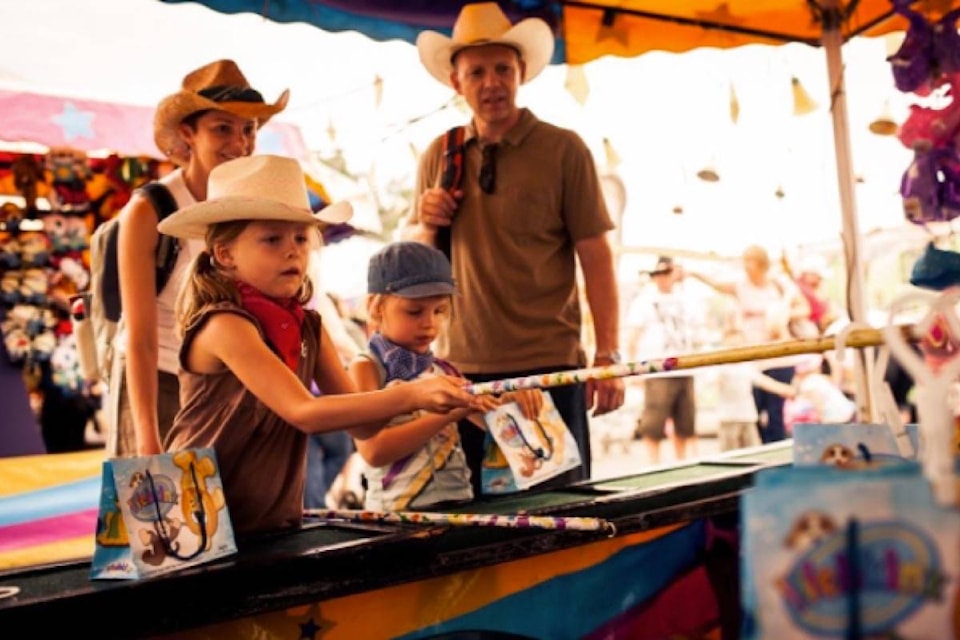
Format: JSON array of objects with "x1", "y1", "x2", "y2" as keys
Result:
[
  {"x1": 734, "y1": 277, "x2": 804, "y2": 371},
  {"x1": 626, "y1": 287, "x2": 696, "y2": 378},
  {"x1": 116, "y1": 168, "x2": 202, "y2": 375},
  {"x1": 797, "y1": 373, "x2": 856, "y2": 423},
  {"x1": 714, "y1": 362, "x2": 761, "y2": 423}
]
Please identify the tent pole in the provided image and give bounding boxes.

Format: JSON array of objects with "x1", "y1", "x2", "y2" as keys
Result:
[{"x1": 822, "y1": 2, "x2": 877, "y2": 422}]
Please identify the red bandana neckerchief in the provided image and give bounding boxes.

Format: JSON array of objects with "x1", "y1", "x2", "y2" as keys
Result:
[{"x1": 236, "y1": 280, "x2": 305, "y2": 372}]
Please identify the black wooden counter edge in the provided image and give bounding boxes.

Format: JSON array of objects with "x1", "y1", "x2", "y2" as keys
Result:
[{"x1": 0, "y1": 443, "x2": 791, "y2": 637}]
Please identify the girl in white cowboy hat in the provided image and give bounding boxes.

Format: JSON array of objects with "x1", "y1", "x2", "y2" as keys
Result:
[
  {"x1": 113, "y1": 59, "x2": 289, "y2": 459},
  {"x1": 157, "y1": 155, "x2": 489, "y2": 536}
]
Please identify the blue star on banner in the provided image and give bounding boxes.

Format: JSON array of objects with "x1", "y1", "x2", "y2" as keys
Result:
[{"x1": 51, "y1": 101, "x2": 96, "y2": 142}]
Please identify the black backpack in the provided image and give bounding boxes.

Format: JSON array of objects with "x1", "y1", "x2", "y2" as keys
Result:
[{"x1": 84, "y1": 182, "x2": 180, "y2": 382}]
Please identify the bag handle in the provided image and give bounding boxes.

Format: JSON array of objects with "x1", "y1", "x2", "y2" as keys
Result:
[
  {"x1": 435, "y1": 126, "x2": 466, "y2": 262},
  {"x1": 145, "y1": 462, "x2": 209, "y2": 561}
]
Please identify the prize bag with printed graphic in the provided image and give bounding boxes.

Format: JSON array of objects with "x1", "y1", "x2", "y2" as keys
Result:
[
  {"x1": 741, "y1": 463, "x2": 960, "y2": 639},
  {"x1": 90, "y1": 447, "x2": 237, "y2": 581},
  {"x1": 481, "y1": 392, "x2": 581, "y2": 494},
  {"x1": 792, "y1": 422, "x2": 920, "y2": 469}
]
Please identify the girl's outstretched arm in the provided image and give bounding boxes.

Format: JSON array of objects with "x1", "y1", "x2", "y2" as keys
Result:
[
  {"x1": 189, "y1": 312, "x2": 479, "y2": 434},
  {"x1": 346, "y1": 358, "x2": 499, "y2": 467}
]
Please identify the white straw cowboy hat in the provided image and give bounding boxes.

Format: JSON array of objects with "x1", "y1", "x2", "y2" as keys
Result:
[
  {"x1": 158, "y1": 155, "x2": 352, "y2": 240},
  {"x1": 154, "y1": 59, "x2": 290, "y2": 165},
  {"x1": 416, "y1": 2, "x2": 555, "y2": 87}
]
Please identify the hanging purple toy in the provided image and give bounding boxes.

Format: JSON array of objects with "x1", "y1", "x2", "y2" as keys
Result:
[
  {"x1": 901, "y1": 145, "x2": 960, "y2": 224},
  {"x1": 888, "y1": 0, "x2": 934, "y2": 93},
  {"x1": 888, "y1": 0, "x2": 960, "y2": 93}
]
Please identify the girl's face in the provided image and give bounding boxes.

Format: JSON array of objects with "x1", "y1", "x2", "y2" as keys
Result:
[
  {"x1": 215, "y1": 220, "x2": 313, "y2": 299},
  {"x1": 180, "y1": 110, "x2": 257, "y2": 174},
  {"x1": 379, "y1": 294, "x2": 452, "y2": 354}
]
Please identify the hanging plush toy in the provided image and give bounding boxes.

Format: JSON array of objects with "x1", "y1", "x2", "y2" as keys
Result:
[
  {"x1": 0, "y1": 269, "x2": 21, "y2": 307},
  {"x1": 88, "y1": 153, "x2": 134, "y2": 224},
  {"x1": 11, "y1": 155, "x2": 46, "y2": 215},
  {"x1": 897, "y1": 77, "x2": 960, "y2": 151},
  {"x1": 0, "y1": 202, "x2": 24, "y2": 234},
  {"x1": 50, "y1": 334, "x2": 84, "y2": 395},
  {"x1": 1, "y1": 320, "x2": 30, "y2": 365},
  {"x1": 888, "y1": 0, "x2": 960, "y2": 94},
  {"x1": 900, "y1": 145, "x2": 960, "y2": 224},
  {"x1": 17, "y1": 231, "x2": 51, "y2": 268},
  {"x1": 45, "y1": 147, "x2": 92, "y2": 214}
]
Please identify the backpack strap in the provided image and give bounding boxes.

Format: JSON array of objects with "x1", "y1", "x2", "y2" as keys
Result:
[
  {"x1": 136, "y1": 182, "x2": 181, "y2": 295},
  {"x1": 435, "y1": 126, "x2": 466, "y2": 262}
]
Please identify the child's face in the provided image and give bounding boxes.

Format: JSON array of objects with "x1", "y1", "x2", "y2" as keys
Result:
[
  {"x1": 218, "y1": 220, "x2": 312, "y2": 298},
  {"x1": 379, "y1": 294, "x2": 451, "y2": 354}
]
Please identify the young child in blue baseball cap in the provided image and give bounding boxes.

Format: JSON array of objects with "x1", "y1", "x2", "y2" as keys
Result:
[{"x1": 348, "y1": 241, "x2": 541, "y2": 510}]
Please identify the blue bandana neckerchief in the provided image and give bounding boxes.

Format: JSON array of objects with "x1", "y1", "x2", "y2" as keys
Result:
[
  {"x1": 368, "y1": 333, "x2": 435, "y2": 383},
  {"x1": 367, "y1": 332, "x2": 462, "y2": 491}
]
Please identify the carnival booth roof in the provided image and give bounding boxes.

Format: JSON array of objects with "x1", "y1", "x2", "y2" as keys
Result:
[
  {"x1": 0, "y1": 89, "x2": 311, "y2": 160},
  {"x1": 158, "y1": 0, "x2": 913, "y2": 63}
]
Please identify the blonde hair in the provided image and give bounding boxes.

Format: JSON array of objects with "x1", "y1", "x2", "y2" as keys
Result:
[
  {"x1": 175, "y1": 220, "x2": 314, "y2": 335},
  {"x1": 742, "y1": 244, "x2": 770, "y2": 270}
]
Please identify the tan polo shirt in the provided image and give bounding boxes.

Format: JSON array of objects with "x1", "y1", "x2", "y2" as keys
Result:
[{"x1": 413, "y1": 109, "x2": 613, "y2": 374}]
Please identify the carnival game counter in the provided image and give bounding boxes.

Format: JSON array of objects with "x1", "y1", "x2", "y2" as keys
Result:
[{"x1": 0, "y1": 441, "x2": 791, "y2": 639}]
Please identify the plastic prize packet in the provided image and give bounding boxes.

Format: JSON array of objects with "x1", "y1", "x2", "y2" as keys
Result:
[
  {"x1": 480, "y1": 392, "x2": 581, "y2": 494},
  {"x1": 792, "y1": 423, "x2": 920, "y2": 468},
  {"x1": 741, "y1": 463, "x2": 960, "y2": 639}
]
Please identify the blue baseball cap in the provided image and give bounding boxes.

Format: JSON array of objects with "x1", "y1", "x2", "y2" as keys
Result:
[{"x1": 368, "y1": 241, "x2": 457, "y2": 298}]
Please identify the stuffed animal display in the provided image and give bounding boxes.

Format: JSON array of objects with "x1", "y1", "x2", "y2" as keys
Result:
[
  {"x1": 0, "y1": 148, "x2": 160, "y2": 412},
  {"x1": 890, "y1": 1, "x2": 960, "y2": 290}
]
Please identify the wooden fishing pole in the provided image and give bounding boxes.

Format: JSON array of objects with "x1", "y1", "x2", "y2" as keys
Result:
[{"x1": 466, "y1": 325, "x2": 912, "y2": 395}]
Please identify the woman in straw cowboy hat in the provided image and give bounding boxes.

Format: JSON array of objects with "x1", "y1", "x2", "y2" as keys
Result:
[
  {"x1": 157, "y1": 155, "x2": 489, "y2": 535},
  {"x1": 113, "y1": 59, "x2": 288, "y2": 458},
  {"x1": 403, "y1": 2, "x2": 624, "y2": 492}
]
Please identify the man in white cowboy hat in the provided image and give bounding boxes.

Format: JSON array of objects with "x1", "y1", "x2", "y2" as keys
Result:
[
  {"x1": 403, "y1": 2, "x2": 624, "y2": 491},
  {"x1": 112, "y1": 59, "x2": 289, "y2": 459}
]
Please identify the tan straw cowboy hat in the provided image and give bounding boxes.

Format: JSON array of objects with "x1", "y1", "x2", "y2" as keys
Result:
[
  {"x1": 416, "y1": 2, "x2": 554, "y2": 87},
  {"x1": 158, "y1": 155, "x2": 352, "y2": 240},
  {"x1": 154, "y1": 59, "x2": 289, "y2": 165}
]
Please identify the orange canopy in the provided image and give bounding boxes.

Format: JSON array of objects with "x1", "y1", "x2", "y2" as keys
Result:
[{"x1": 557, "y1": 0, "x2": 920, "y2": 64}]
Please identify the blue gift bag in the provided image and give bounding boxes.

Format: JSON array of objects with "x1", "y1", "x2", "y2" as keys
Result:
[
  {"x1": 90, "y1": 448, "x2": 237, "y2": 580},
  {"x1": 741, "y1": 463, "x2": 960, "y2": 638}
]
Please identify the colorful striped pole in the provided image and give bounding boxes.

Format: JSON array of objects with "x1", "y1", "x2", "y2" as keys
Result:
[{"x1": 305, "y1": 508, "x2": 615, "y2": 535}]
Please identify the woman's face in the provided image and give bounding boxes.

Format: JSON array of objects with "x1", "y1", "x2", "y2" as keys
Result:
[{"x1": 179, "y1": 110, "x2": 258, "y2": 174}]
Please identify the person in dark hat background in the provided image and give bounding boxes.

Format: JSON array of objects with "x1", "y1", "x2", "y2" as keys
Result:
[
  {"x1": 111, "y1": 59, "x2": 289, "y2": 458},
  {"x1": 402, "y1": 3, "x2": 624, "y2": 493},
  {"x1": 625, "y1": 255, "x2": 699, "y2": 464}
]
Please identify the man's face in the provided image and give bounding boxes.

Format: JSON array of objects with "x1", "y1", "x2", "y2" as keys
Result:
[
  {"x1": 653, "y1": 271, "x2": 674, "y2": 291},
  {"x1": 450, "y1": 44, "x2": 525, "y2": 126}
]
